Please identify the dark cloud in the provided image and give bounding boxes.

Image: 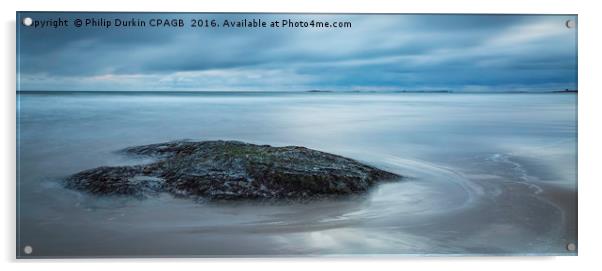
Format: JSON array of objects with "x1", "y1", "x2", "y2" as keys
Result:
[{"x1": 17, "y1": 13, "x2": 577, "y2": 91}]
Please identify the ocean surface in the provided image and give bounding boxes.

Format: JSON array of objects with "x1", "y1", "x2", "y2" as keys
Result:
[{"x1": 16, "y1": 91, "x2": 577, "y2": 256}]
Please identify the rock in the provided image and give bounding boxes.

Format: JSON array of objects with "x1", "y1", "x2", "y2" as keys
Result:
[{"x1": 65, "y1": 140, "x2": 401, "y2": 201}]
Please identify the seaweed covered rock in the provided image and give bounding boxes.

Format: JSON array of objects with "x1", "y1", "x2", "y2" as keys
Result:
[{"x1": 65, "y1": 140, "x2": 401, "y2": 200}]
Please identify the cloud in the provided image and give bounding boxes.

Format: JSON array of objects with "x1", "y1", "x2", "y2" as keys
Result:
[{"x1": 17, "y1": 13, "x2": 577, "y2": 91}]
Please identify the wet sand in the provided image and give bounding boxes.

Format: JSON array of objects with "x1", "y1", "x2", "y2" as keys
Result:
[{"x1": 16, "y1": 92, "x2": 577, "y2": 256}]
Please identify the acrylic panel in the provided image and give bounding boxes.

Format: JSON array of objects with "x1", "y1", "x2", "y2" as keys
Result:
[{"x1": 16, "y1": 12, "x2": 577, "y2": 257}]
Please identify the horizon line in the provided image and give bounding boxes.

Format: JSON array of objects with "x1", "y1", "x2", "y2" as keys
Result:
[{"x1": 16, "y1": 89, "x2": 578, "y2": 94}]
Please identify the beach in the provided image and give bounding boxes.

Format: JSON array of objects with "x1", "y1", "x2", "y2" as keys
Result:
[{"x1": 16, "y1": 91, "x2": 577, "y2": 256}]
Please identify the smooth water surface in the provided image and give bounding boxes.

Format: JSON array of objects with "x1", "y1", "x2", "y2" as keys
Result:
[{"x1": 17, "y1": 92, "x2": 577, "y2": 256}]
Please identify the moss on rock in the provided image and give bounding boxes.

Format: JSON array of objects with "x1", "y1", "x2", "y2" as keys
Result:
[{"x1": 65, "y1": 140, "x2": 401, "y2": 201}]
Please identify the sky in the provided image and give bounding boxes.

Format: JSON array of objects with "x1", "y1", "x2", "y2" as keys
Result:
[{"x1": 17, "y1": 13, "x2": 577, "y2": 92}]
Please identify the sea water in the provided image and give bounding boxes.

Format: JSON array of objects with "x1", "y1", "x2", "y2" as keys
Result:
[{"x1": 16, "y1": 92, "x2": 577, "y2": 256}]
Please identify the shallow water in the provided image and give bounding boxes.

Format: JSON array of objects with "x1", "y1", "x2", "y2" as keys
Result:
[{"x1": 16, "y1": 92, "x2": 577, "y2": 256}]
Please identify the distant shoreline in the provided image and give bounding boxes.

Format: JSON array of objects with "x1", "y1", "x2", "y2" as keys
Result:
[{"x1": 17, "y1": 90, "x2": 578, "y2": 94}]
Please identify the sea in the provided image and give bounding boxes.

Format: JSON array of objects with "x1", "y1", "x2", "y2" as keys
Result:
[{"x1": 16, "y1": 91, "x2": 577, "y2": 256}]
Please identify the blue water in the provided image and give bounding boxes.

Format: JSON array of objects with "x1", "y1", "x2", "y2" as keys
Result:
[{"x1": 16, "y1": 92, "x2": 577, "y2": 256}]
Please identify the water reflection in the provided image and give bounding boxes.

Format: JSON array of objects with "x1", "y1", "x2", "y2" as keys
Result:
[{"x1": 17, "y1": 92, "x2": 577, "y2": 256}]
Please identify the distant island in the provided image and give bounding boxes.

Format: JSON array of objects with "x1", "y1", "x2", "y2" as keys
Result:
[
  {"x1": 552, "y1": 89, "x2": 578, "y2": 93},
  {"x1": 394, "y1": 90, "x2": 452, "y2": 93},
  {"x1": 306, "y1": 90, "x2": 334, "y2": 93}
]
